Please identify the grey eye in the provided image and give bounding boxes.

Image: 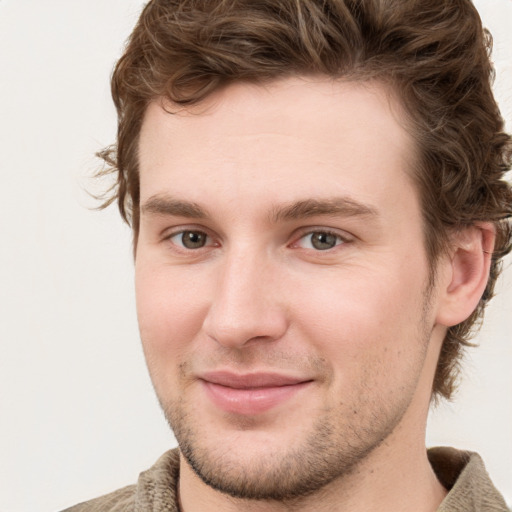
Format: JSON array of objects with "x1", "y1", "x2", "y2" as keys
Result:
[
  {"x1": 296, "y1": 231, "x2": 343, "y2": 251},
  {"x1": 310, "y1": 232, "x2": 339, "y2": 250},
  {"x1": 176, "y1": 230, "x2": 208, "y2": 249}
]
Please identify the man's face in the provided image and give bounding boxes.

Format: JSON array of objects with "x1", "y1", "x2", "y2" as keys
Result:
[{"x1": 136, "y1": 78, "x2": 445, "y2": 500}]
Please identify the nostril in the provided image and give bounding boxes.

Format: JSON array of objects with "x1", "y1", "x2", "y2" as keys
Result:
[{"x1": 203, "y1": 309, "x2": 288, "y2": 349}]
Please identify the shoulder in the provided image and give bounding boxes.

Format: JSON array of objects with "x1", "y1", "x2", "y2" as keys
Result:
[
  {"x1": 59, "y1": 449, "x2": 181, "y2": 512},
  {"x1": 59, "y1": 484, "x2": 136, "y2": 512},
  {"x1": 430, "y1": 447, "x2": 509, "y2": 512}
]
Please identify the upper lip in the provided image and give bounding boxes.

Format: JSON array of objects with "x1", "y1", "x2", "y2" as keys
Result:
[{"x1": 200, "y1": 371, "x2": 312, "y2": 389}]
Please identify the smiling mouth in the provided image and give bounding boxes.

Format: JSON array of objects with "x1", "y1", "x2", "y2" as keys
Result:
[{"x1": 199, "y1": 371, "x2": 313, "y2": 415}]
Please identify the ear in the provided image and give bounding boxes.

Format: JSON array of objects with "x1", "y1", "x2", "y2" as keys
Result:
[{"x1": 435, "y1": 223, "x2": 495, "y2": 327}]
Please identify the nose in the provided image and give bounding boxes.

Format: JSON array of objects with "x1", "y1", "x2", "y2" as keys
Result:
[{"x1": 202, "y1": 249, "x2": 288, "y2": 349}]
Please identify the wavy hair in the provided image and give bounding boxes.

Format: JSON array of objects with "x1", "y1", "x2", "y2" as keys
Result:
[{"x1": 98, "y1": 0, "x2": 512, "y2": 400}]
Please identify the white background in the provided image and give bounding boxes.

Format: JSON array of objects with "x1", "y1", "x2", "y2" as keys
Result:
[{"x1": 0, "y1": 1, "x2": 510, "y2": 511}]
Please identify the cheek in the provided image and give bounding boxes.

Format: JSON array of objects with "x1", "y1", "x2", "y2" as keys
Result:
[
  {"x1": 135, "y1": 262, "x2": 209, "y2": 370},
  {"x1": 290, "y1": 275, "x2": 430, "y2": 413},
  {"x1": 289, "y1": 262, "x2": 429, "y2": 367}
]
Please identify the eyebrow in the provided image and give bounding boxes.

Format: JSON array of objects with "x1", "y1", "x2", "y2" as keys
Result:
[
  {"x1": 141, "y1": 195, "x2": 208, "y2": 218},
  {"x1": 270, "y1": 197, "x2": 379, "y2": 223},
  {"x1": 140, "y1": 194, "x2": 379, "y2": 223}
]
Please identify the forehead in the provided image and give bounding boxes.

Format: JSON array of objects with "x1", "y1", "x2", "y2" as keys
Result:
[{"x1": 138, "y1": 77, "x2": 417, "y2": 213}]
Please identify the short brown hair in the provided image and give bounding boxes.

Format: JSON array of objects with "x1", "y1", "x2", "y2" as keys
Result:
[{"x1": 99, "y1": 0, "x2": 512, "y2": 400}]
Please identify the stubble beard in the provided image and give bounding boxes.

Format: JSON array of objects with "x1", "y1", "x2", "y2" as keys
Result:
[
  {"x1": 154, "y1": 289, "x2": 435, "y2": 502},
  {"x1": 166, "y1": 406, "x2": 387, "y2": 502},
  {"x1": 160, "y1": 368, "x2": 424, "y2": 502}
]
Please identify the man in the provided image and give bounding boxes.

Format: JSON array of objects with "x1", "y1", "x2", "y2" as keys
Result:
[{"x1": 64, "y1": 0, "x2": 511, "y2": 510}]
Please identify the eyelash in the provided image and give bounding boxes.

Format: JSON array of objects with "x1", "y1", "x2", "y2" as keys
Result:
[
  {"x1": 165, "y1": 229, "x2": 216, "y2": 251},
  {"x1": 292, "y1": 229, "x2": 349, "y2": 251},
  {"x1": 163, "y1": 226, "x2": 351, "y2": 255}
]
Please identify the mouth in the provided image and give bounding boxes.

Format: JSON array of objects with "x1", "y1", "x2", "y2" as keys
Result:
[{"x1": 199, "y1": 371, "x2": 314, "y2": 415}]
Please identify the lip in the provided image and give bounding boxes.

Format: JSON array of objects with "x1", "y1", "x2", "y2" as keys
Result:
[{"x1": 200, "y1": 371, "x2": 313, "y2": 415}]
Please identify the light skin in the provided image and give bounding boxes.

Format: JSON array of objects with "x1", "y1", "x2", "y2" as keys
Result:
[{"x1": 135, "y1": 77, "x2": 494, "y2": 512}]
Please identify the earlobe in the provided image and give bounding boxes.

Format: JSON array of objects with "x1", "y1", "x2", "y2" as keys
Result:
[{"x1": 435, "y1": 223, "x2": 495, "y2": 327}]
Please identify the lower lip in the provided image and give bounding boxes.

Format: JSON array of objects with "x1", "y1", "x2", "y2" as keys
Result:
[{"x1": 202, "y1": 381, "x2": 311, "y2": 415}]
